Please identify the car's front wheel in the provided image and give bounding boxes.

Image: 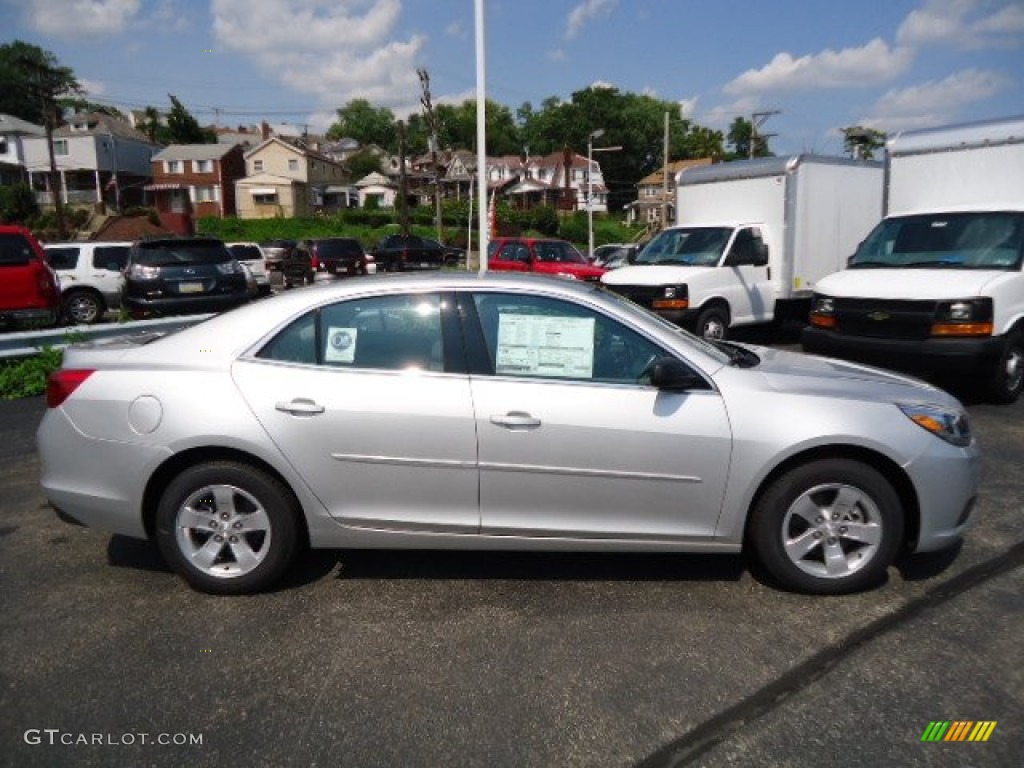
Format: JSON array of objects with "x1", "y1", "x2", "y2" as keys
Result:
[
  {"x1": 747, "y1": 459, "x2": 903, "y2": 594},
  {"x1": 155, "y1": 462, "x2": 300, "y2": 594},
  {"x1": 986, "y1": 330, "x2": 1023, "y2": 404}
]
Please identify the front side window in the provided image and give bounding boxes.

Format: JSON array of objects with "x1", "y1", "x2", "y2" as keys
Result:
[
  {"x1": 471, "y1": 293, "x2": 665, "y2": 384},
  {"x1": 258, "y1": 293, "x2": 445, "y2": 372}
]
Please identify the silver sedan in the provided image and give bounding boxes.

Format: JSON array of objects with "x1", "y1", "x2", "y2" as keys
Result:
[{"x1": 38, "y1": 273, "x2": 980, "y2": 595}]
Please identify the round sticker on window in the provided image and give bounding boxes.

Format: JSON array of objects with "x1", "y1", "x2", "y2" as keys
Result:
[{"x1": 325, "y1": 326, "x2": 357, "y2": 363}]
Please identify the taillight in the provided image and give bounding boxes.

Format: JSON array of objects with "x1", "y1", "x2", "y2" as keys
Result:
[{"x1": 46, "y1": 369, "x2": 94, "y2": 408}]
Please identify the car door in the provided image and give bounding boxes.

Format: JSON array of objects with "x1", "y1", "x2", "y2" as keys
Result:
[
  {"x1": 91, "y1": 244, "x2": 129, "y2": 304},
  {"x1": 232, "y1": 291, "x2": 480, "y2": 533},
  {"x1": 488, "y1": 240, "x2": 530, "y2": 273},
  {"x1": 462, "y1": 290, "x2": 732, "y2": 540},
  {"x1": 721, "y1": 227, "x2": 774, "y2": 324}
]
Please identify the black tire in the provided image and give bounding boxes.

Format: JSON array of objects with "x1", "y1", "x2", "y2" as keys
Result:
[
  {"x1": 747, "y1": 459, "x2": 903, "y2": 595},
  {"x1": 63, "y1": 290, "x2": 104, "y2": 325},
  {"x1": 155, "y1": 461, "x2": 300, "y2": 594},
  {"x1": 986, "y1": 331, "x2": 1023, "y2": 404},
  {"x1": 695, "y1": 304, "x2": 729, "y2": 340}
]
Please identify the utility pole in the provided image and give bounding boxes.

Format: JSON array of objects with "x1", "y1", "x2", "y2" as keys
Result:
[
  {"x1": 750, "y1": 110, "x2": 780, "y2": 159},
  {"x1": 397, "y1": 120, "x2": 410, "y2": 236},
  {"x1": 661, "y1": 111, "x2": 669, "y2": 230},
  {"x1": 418, "y1": 68, "x2": 443, "y2": 243}
]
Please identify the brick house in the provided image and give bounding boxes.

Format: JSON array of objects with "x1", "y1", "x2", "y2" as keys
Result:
[
  {"x1": 147, "y1": 144, "x2": 246, "y2": 234},
  {"x1": 625, "y1": 158, "x2": 717, "y2": 227}
]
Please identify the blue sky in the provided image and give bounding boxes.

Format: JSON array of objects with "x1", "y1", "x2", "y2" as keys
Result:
[{"x1": 3, "y1": 0, "x2": 1023, "y2": 155}]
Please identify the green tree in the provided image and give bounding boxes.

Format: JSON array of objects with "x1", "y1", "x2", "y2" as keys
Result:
[
  {"x1": 726, "y1": 117, "x2": 771, "y2": 159},
  {"x1": 139, "y1": 105, "x2": 171, "y2": 145},
  {"x1": 842, "y1": 125, "x2": 887, "y2": 160},
  {"x1": 165, "y1": 94, "x2": 215, "y2": 144},
  {"x1": 345, "y1": 150, "x2": 383, "y2": 179},
  {"x1": 0, "y1": 40, "x2": 80, "y2": 125},
  {"x1": 326, "y1": 99, "x2": 397, "y2": 150},
  {"x1": 0, "y1": 183, "x2": 39, "y2": 224}
]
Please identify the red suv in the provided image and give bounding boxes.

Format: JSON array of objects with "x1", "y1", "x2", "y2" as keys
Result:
[
  {"x1": 0, "y1": 225, "x2": 60, "y2": 330},
  {"x1": 487, "y1": 237, "x2": 607, "y2": 281}
]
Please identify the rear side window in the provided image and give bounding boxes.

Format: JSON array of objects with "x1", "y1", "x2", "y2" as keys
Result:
[
  {"x1": 46, "y1": 246, "x2": 80, "y2": 270},
  {"x1": 0, "y1": 233, "x2": 37, "y2": 266},
  {"x1": 93, "y1": 245, "x2": 129, "y2": 271}
]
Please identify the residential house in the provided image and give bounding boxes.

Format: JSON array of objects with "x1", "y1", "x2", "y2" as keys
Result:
[
  {"x1": 0, "y1": 114, "x2": 45, "y2": 187},
  {"x1": 625, "y1": 158, "x2": 717, "y2": 227},
  {"x1": 485, "y1": 150, "x2": 610, "y2": 213},
  {"x1": 147, "y1": 144, "x2": 246, "y2": 234},
  {"x1": 354, "y1": 171, "x2": 397, "y2": 208},
  {"x1": 21, "y1": 112, "x2": 160, "y2": 211},
  {"x1": 235, "y1": 136, "x2": 351, "y2": 219}
]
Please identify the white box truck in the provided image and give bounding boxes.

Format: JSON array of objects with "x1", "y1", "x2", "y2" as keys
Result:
[
  {"x1": 602, "y1": 155, "x2": 883, "y2": 339},
  {"x1": 802, "y1": 115, "x2": 1024, "y2": 403}
]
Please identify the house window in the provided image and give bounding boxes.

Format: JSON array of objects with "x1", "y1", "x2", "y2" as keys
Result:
[
  {"x1": 253, "y1": 159, "x2": 264, "y2": 173},
  {"x1": 0, "y1": 137, "x2": 8, "y2": 155},
  {"x1": 195, "y1": 186, "x2": 219, "y2": 203},
  {"x1": 166, "y1": 160, "x2": 184, "y2": 174},
  {"x1": 194, "y1": 159, "x2": 213, "y2": 173},
  {"x1": 253, "y1": 191, "x2": 277, "y2": 205},
  {"x1": 288, "y1": 159, "x2": 298, "y2": 171},
  {"x1": 53, "y1": 139, "x2": 69, "y2": 156}
]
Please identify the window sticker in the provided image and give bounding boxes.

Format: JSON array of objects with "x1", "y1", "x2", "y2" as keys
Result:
[
  {"x1": 324, "y1": 326, "x2": 358, "y2": 363},
  {"x1": 495, "y1": 314, "x2": 594, "y2": 378}
]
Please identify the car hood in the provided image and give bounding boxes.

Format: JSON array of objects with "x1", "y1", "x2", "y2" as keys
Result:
[
  {"x1": 816, "y1": 268, "x2": 1012, "y2": 298},
  {"x1": 602, "y1": 264, "x2": 711, "y2": 285},
  {"x1": 737, "y1": 344, "x2": 960, "y2": 407}
]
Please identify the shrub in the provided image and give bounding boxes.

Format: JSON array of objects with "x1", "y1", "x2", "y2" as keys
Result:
[{"x1": 0, "y1": 347, "x2": 62, "y2": 399}]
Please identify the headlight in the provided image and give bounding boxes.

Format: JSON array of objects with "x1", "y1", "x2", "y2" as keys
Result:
[
  {"x1": 653, "y1": 285, "x2": 688, "y2": 309},
  {"x1": 128, "y1": 263, "x2": 160, "y2": 280},
  {"x1": 898, "y1": 403, "x2": 971, "y2": 447},
  {"x1": 216, "y1": 260, "x2": 243, "y2": 275},
  {"x1": 932, "y1": 298, "x2": 993, "y2": 337},
  {"x1": 812, "y1": 295, "x2": 834, "y2": 315}
]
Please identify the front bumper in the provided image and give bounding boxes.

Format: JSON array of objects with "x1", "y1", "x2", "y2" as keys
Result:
[
  {"x1": 802, "y1": 327, "x2": 1005, "y2": 374},
  {"x1": 905, "y1": 437, "x2": 981, "y2": 553}
]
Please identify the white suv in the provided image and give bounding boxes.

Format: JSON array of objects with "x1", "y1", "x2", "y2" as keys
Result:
[
  {"x1": 227, "y1": 242, "x2": 272, "y2": 296},
  {"x1": 43, "y1": 241, "x2": 131, "y2": 324}
]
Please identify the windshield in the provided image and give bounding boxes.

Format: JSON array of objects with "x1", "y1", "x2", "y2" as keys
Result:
[
  {"x1": 849, "y1": 212, "x2": 1024, "y2": 270},
  {"x1": 635, "y1": 227, "x2": 732, "y2": 266},
  {"x1": 135, "y1": 241, "x2": 233, "y2": 267}
]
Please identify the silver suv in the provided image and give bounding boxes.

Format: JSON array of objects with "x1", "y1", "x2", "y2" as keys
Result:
[{"x1": 44, "y1": 241, "x2": 131, "y2": 324}]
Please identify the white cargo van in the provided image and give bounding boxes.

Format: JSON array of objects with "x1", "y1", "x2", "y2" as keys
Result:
[
  {"x1": 802, "y1": 115, "x2": 1024, "y2": 403},
  {"x1": 602, "y1": 155, "x2": 883, "y2": 339}
]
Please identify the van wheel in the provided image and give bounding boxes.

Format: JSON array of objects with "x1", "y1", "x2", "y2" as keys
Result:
[
  {"x1": 63, "y1": 290, "x2": 104, "y2": 325},
  {"x1": 747, "y1": 459, "x2": 903, "y2": 594},
  {"x1": 695, "y1": 305, "x2": 729, "y2": 340},
  {"x1": 987, "y1": 331, "x2": 1023, "y2": 404}
]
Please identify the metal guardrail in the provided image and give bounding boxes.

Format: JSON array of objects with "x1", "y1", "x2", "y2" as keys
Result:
[{"x1": 0, "y1": 315, "x2": 213, "y2": 360}]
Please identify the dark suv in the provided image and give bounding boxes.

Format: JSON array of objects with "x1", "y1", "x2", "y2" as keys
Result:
[
  {"x1": 0, "y1": 225, "x2": 60, "y2": 330},
  {"x1": 287, "y1": 237, "x2": 369, "y2": 285},
  {"x1": 122, "y1": 236, "x2": 250, "y2": 317},
  {"x1": 371, "y1": 234, "x2": 446, "y2": 272}
]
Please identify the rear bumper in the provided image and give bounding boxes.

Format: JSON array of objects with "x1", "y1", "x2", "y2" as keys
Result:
[
  {"x1": 122, "y1": 292, "x2": 250, "y2": 316},
  {"x1": 0, "y1": 307, "x2": 58, "y2": 329},
  {"x1": 801, "y1": 327, "x2": 1005, "y2": 373}
]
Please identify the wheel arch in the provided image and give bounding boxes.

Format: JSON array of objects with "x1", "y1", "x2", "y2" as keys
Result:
[
  {"x1": 142, "y1": 446, "x2": 309, "y2": 547},
  {"x1": 741, "y1": 444, "x2": 920, "y2": 554}
]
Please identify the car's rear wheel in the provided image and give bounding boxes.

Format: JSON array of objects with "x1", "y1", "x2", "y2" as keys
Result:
[
  {"x1": 155, "y1": 462, "x2": 299, "y2": 594},
  {"x1": 747, "y1": 459, "x2": 903, "y2": 594},
  {"x1": 63, "y1": 289, "x2": 104, "y2": 325}
]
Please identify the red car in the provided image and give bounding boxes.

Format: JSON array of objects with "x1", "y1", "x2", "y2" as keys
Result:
[
  {"x1": 486, "y1": 237, "x2": 607, "y2": 281},
  {"x1": 0, "y1": 225, "x2": 60, "y2": 330}
]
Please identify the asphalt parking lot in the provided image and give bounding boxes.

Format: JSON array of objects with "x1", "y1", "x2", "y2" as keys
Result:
[{"x1": 1, "y1": 351, "x2": 1022, "y2": 767}]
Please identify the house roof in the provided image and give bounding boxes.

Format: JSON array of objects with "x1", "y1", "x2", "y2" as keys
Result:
[
  {"x1": 355, "y1": 171, "x2": 395, "y2": 188},
  {"x1": 53, "y1": 112, "x2": 155, "y2": 144},
  {"x1": 236, "y1": 172, "x2": 300, "y2": 186},
  {"x1": 152, "y1": 144, "x2": 237, "y2": 162},
  {"x1": 637, "y1": 158, "x2": 715, "y2": 186},
  {"x1": 243, "y1": 135, "x2": 343, "y2": 168},
  {"x1": 0, "y1": 113, "x2": 45, "y2": 136}
]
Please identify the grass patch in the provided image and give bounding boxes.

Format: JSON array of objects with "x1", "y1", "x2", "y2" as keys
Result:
[{"x1": 0, "y1": 347, "x2": 63, "y2": 400}]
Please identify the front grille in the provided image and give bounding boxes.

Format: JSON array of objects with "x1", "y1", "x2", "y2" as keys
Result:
[
  {"x1": 605, "y1": 284, "x2": 662, "y2": 308},
  {"x1": 834, "y1": 298, "x2": 937, "y2": 341}
]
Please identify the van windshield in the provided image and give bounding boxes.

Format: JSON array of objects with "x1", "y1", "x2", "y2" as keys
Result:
[
  {"x1": 849, "y1": 212, "x2": 1024, "y2": 270},
  {"x1": 635, "y1": 227, "x2": 732, "y2": 266}
]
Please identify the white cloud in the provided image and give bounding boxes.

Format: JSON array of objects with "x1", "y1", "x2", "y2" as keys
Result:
[
  {"x1": 678, "y1": 98, "x2": 698, "y2": 119},
  {"x1": 446, "y1": 20, "x2": 465, "y2": 38},
  {"x1": 18, "y1": 0, "x2": 141, "y2": 38},
  {"x1": 78, "y1": 78, "x2": 107, "y2": 97},
  {"x1": 566, "y1": 0, "x2": 617, "y2": 40},
  {"x1": 861, "y1": 68, "x2": 1011, "y2": 130},
  {"x1": 725, "y1": 38, "x2": 913, "y2": 95},
  {"x1": 212, "y1": 0, "x2": 423, "y2": 110},
  {"x1": 700, "y1": 96, "x2": 762, "y2": 131},
  {"x1": 548, "y1": 48, "x2": 568, "y2": 62},
  {"x1": 898, "y1": 0, "x2": 1024, "y2": 50}
]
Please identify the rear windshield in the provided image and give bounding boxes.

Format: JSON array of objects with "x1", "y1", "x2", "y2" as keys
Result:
[
  {"x1": 229, "y1": 245, "x2": 263, "y2": 261},
  {"x1": 316, "y1": 239, "x2": 363, "y2": 256},
  {"x1": 0, "y1": 233, "x2": 38, "y2": 266},
  {"x1": 134, "y1": 241, "x2": 233, "y2": 267},
  {"x1": 46, "y1": 246, "x2": 80, "y2": 270}
]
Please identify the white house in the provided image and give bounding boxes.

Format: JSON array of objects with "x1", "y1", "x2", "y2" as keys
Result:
[{"x1": 0, "y1": 113, "x2": 45, "y2": 187}]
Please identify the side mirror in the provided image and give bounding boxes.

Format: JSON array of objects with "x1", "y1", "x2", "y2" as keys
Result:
[
  {"x1": 645, "y1": 356, "x2": 705, "y2": 391},
  {"x1": 754, "y1": 243, "x2": 769, "y2": 266}
]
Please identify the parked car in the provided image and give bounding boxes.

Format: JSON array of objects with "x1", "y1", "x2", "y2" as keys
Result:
[
  {"x1": 44, "y1": 241, "x2": 131, "y2": 324},
  {"x1": 0, "y1": 224, "x2": 60, "y2": 330},
  {"x1": 121, "y1": 236, "x2": 251, "y2": 318},
  {"x1": 487, "y1": 237, "x2": 607, "y2": 281},
  {"x1": 260, "y1": 239, "x2": 297, "y2": 272},
  {"x1": 226, "y1": 242, "x2": 271, "y2": 296},
  {"x1": 40, "y1": 273, "x2": 978, "y2": 596},
  {"x1": 297, "y1": 237, "x2": 372, "y2": 279},
  {"x1": 591, "y1": 243, "x2": 630, "y2": 265},
  {"x1": 371, "y1": 234, "x2": 446, "y2": 272},
  {"x1": 422, "y1": 237, "x2": 466, "y2": 267},
  {"x1": 592, "y1": 243, "x2": 640, "y2": 269}
]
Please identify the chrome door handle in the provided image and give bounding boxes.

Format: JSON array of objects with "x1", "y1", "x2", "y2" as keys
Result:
[
  {"x1": 490, "y1": 411, "x2": 541, "y2": 428},
  {"x1": 275, "y1": 398, "x2": 325, "y2": 416}
]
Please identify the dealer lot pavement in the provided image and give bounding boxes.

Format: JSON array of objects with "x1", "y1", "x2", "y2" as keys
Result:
[{"x1": 1, "y1": 387, "x2": 1021, "y2": 768}]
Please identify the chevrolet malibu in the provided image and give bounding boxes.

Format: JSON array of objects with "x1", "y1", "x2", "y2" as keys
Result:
[{"x1": 38, "y1": 273, "x2": 979, "y2": 595}]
